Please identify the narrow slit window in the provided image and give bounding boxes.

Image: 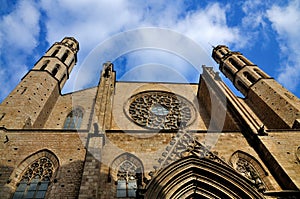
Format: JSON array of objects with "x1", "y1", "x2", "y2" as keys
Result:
[
  {"x1": 51, "y1": 47, "x2": 60, "y2": 57},
  {"x1": 21, "y1": 87, "x2": 27, "y2": 95},
  {"x1": 61, "y1": 51, "x2": 69, "y2": 62},
  {"x1": 0, "y1": 113, "x2": 5, "y2": 121},
  {"x1": 52, "y1": 65, "x2": 59, "y2": 77},
  {"x1": 40, "y1": 60, "x2": 49, "y2": 71}
]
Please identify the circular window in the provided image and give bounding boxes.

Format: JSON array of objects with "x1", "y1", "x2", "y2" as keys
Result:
[{"x1": 126, "y1": 91, "x2": 195, "y2": 129}]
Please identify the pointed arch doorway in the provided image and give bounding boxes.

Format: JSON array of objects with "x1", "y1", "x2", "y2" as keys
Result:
[{"x1": 144, "y1": 156, "x2": 265, "y2": 199}]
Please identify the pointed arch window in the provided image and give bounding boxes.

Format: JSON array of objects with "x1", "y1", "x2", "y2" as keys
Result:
[
  {"x1": 63, "y1": 108, "x2": 84, "y2": 129},
  {"x1": 117, "y1": 160, "x2": 138, "y2": 197},
  {"x1": 230, "y1": 151, "x2": 271, "y2": 192},
  {"x1": 12, "y1": 157, "x2": 54, "y2": 199},
  {"x1": 110, "y1": 153, "x2": 143, "y2": 198}
]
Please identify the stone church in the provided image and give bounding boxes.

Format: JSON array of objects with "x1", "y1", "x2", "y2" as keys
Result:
[{"x1": 0, "y1": 37, "x2": 299, "y2": 199}]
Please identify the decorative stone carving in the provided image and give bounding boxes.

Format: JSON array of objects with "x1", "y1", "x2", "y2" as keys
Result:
[
  {"x1": 235, "y1": 158, "x2": 265, "y2": 191},
  {"x1": 151, "y1": 128, "x2": 226, "y2": 177},
  {"x1": 126, "y1": 91, "x2": 195, "y2": 129},
  {"x1": 22, "y1": 157, "x2": 54, "y2": 182},
  {"x1": 117, "y1": 160, "x2": 137, "y2": 181}
]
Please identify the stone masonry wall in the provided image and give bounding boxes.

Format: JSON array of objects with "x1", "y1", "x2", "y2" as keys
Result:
[{"x1": 0, "y1": 129, "x2": 87, "y2": 199}]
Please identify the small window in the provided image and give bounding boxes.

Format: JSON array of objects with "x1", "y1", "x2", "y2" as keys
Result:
[
  {"x1": 61, "y1": 73, "x2": 66, "y2": 82},
  {"x1": 64, "y1": 108, "x2": 84, "y2": 129},
  {"x1": 238, "y1": 55, "x2": 252, "y2": 66},
  {"x1": 243, "y1": 71, "x2": 256, "y2": 84},
  {"x1": 253, "y1": 68, "x2": 267, "y2": 78},
  {"x1": 40, "y1": 60, "x2": 49, "y2": 71},
  {"x1": 52, "y1": 65, "x2": 60, "y2": 77},
  {"x1": 228, "y1": 58, "x2": 242, "y2": 70},
  {"x1": 116, "y1": 160, "x2": 138, "y2": 198},
  {"x1": 0, "y1": 113, "x2": 5, "y2": 121},
  {"x1": 61, "y1": 51, "x2": 69, "y2": 62},
  {"x1": 21, "y1": 87, "x2": 27, "y2": 95},
  {"x1": 51, "y1": 48, "x2": 60, "y2": 57}
]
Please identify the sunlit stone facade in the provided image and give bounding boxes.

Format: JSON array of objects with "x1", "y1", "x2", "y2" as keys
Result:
[{"x1": 0, "y1": 37, "x2": 299, "y2": 198}]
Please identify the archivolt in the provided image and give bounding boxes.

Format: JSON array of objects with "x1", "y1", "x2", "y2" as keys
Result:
[
  {"x1": 144, "y1": 156, "x2": 265, "y2": 199},
  {"x1": 9, "y1": 149, "x2": 59, "y2": 187}
]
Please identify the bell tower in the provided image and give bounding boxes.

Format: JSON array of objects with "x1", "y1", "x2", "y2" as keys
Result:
[
  {"x1": 32, "y1": 37, "x2": 79, "y2": 89},
  {"x1": 212, "y1": 45, "x2": 270, "y2": 96},
  {"x1": 0, "y1": 37, "x2": 79, "y2": 129},
  {"x1": 212, "y1": 45, "x2": 300, "y2": 129}
]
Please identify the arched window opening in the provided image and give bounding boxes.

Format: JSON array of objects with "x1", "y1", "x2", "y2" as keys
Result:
[
  {"x1": 238, "y1": 55, "x2": 252, "y2": 66},
  {"x1": 12, "y1": 157, "x2": 54, "y2": 199},
  {"x1": 52, "y1": 65, "x2": 59, "y2": 77},
  {"x1": 110, "y1": 153, "x2": 144, "y2": 198},
  {"x1": 230, "y1": 151, "x2": 270, "y2": 192},
  {"x1": 237, "y1": 80, "x2": 248, "y2": 92},
  {"x1": 222, "y1": 65, "x2": 234, "y2": 79},
  {"x1": 51, "y1": 48, "x2": 60, "y2": 57},
  {"x1": 117, "y1": 160, "x2": 138, "y2": 198},
  {"x1": 40, "y1": 60, "x2": 49, "y2": 71},
  {"x1": 219, "y1": 50, "x2": 225, "y2": 56},
  {"x1": 254, "y1": 68, "x2": 267, "y2": 79},
  {"x1": 61, "y1": 51, "x2": 69, "y2": 62},
  {"x1": 243, "y1": 71, "x2": 256, "y2": 84},
  {"x1": 228, "y1": 57, "x2": 242, "y2": 70},
  {"x1": 63, "y1": 108, "x2": 84, "y2": 129}
]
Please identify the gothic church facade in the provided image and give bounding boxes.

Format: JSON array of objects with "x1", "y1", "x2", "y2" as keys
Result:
[{"x1": 0, "y1": 37, "x2": 299, "y2": 198}]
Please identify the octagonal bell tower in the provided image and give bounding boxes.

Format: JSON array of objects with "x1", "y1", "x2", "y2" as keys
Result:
[
  {"x1": 0, "y1": 37, "x2": 79, "y2": 129},
  {"x1": 212, "y1": 45, "x2": 300, "y2": 129}
]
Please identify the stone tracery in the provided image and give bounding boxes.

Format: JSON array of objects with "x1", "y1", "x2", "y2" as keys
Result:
[
  {"x1": 22, "y1": 157, "x2": 54, "y2": 182},
  {"x1": 127, "y1": 91, "x2": 194, "y2": 129},
  {"x1": 12, "y1": 157, "x2": 55, "y2": 199}
]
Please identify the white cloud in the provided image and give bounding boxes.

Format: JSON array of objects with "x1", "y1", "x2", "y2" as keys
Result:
[
  {"x1": 0, "y1": 0, "x2": 245, "y2": 101},
  {"x1": 175, "y1": 3, "x2": 242, "y2": 50},
  {"x1": 0, "y1": 0, "x2": 40, "y2": 100},
  {"x1": 0, "y1": 0, "x2": 40, "y2": 50},
  {"x1": 267, "y1": 0, "x2": 300, "y2": 91}
]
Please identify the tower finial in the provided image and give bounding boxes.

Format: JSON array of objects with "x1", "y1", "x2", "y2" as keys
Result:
[{"x1": 208, "y1": 42, "x2": 215, "y2": 49}]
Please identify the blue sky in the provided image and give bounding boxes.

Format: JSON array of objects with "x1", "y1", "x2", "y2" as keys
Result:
[{"x1": 0, "y1": 0, "x2": 300, "y2": 102}]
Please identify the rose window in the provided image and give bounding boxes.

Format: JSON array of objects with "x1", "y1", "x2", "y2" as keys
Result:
[{"x1": 126, "y1": 91, "x2": 195, "y2": 129}]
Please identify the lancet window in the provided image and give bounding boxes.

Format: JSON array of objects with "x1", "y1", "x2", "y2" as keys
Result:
[
  {"x1": 117, "y1": 160, "x2": 138, "y2": 198},
  {"x1": 12, "y1": 157, "x2": 54, "y2": 199},
  {"x1": 63, "y1": 107, "x2": 84, "y2": 129}
]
